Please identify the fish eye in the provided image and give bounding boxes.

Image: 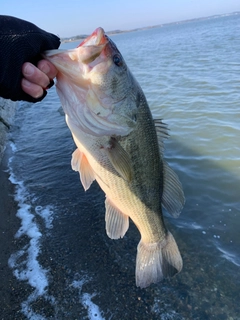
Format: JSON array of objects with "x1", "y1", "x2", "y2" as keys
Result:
[{"x1": 113, "y1": 54, "x2": 122, "y2": 67}]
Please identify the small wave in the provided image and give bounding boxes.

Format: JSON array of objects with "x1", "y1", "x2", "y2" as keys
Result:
[
  {"x1": 217, "y1": 246, "x2": 240, "y2": 267},
  {"x1": 35, "y1": 205, "x2": 54, "y2": 230},
  {"x1": 174, "y1": 219, "x2": 203, "y2": 230}
]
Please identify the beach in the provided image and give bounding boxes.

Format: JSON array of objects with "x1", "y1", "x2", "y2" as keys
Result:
[
  {"x1": 0, "y1": 156, "x2": 20, "y2": 318},
  {"x1": 0, "y1": 99, "x2": 33, "y2": 319},
  {"x1": 0, "y1": 98, "x2": 21, "y2": 318}
]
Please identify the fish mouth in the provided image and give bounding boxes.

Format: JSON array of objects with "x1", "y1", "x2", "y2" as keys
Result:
[
  {"x1": 78, "y1": 27, "x2": 107, "y2": 47},
  {"x1": 78, "y1": 27, "x2": 108, "y2": 64}
]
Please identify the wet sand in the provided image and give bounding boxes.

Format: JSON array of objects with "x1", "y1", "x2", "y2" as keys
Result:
[
  {"x1": 0, "y1": 148, "x2": 31, "y2": 318},
  {"x1": 0, "y1": 98, "x2": 24, "y2": 317}
]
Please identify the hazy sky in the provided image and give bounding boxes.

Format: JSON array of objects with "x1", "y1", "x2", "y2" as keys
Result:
[{"x1": 1, "y1": 0, "x2": 239, "y2": 38}]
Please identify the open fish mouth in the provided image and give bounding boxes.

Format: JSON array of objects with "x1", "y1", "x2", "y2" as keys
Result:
[
  {"x1": 77, "y1": 28, "x2": 109, "y2": 65},
  {"x1": 44, "y1": 27, "x2": 108, "y2": 67},
  {"x1": 78, "y1": 27, "x2": 107, "y2": 47}
]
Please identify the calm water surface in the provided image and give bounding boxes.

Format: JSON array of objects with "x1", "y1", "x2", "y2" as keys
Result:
[{"x1": 6, "y1": 14, "x2": 240, "y2": 319}]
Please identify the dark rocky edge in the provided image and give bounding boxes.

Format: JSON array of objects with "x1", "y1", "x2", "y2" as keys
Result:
[{"x1": 0, "y1": 98, "x2": 16, "y2": 164}]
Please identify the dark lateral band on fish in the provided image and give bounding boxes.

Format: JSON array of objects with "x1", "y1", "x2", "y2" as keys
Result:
[{"x1": 44, "y1": 27, "x2": 185, "y2": 288}]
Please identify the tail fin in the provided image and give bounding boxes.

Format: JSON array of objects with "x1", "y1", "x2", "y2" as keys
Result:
[{"x1": 135, "y1": 232, "x2": 182, "y2": 288}]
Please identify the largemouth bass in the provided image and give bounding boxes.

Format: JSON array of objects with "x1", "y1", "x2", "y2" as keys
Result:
[{"x1": 44, "y1": 28, "x2": 185, "y2": 288}]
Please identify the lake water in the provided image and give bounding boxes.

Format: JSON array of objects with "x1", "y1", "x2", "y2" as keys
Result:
[{"x1": 6, "y1": 13, "x2": 240, "y2": 319}]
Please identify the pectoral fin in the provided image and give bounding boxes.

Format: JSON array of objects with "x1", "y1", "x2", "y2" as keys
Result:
[
  {"x1": 162, "y1": 161, "x2": 185, "y2": 218},
  {"x1": 71, "y1": 148, "x2": 95, "y2": 191},
  {"x1": 105, "y1": 138, "x2": 132, "y2": 182},
  {"x1": 105, "y1": 197, "x2": 129, "y2": 239}
]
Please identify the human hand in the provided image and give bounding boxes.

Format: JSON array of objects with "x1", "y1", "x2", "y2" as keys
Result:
[
  {"x1": 0, "y1": 15, "x2": 60, "y2": 103},
  {"x1": 22, "y1": 60, "x2": 58, "y2": 99}
]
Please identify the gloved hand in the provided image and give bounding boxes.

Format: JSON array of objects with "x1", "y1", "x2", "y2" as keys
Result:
[{"x1": 0, "y1": 15, "x2": 60, "y2": 102}]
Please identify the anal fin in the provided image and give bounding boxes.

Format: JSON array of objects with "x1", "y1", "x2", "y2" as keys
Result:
[
  {"x1": 71, "y1": 148, "x2": 95, "y2": 191},
  {"x1": 105, "y1": 197, "x2": 129, "y2": 239}
]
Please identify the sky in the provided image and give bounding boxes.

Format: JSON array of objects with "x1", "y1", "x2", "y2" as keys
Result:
[{"x1": 1, "y1": 0, "x2": 239, "y2": 38}]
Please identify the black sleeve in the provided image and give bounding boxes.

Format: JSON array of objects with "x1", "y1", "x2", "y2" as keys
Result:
[{"x1": 0, "y1": 15, "x2": 61, "y2": 103}]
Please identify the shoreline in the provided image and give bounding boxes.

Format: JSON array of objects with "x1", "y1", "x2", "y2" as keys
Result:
[
  {"x1": 60, "y1": 11, "x2": 240, "y2": 43},
  {"x1": 0, "y1": 98, "x2": 29, "y2": 318},
  {"x1": 0, "y1": 98, "x2": 16, "y2": 164},
  {"x1": 0, "y1": 147, "x2": 25, "y2": 318}
]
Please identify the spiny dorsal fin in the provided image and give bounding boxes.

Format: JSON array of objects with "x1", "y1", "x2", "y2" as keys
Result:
[
  {"x1": 154, "y1": 119, "x2": 169, "y2": 154},
  {"x1": 71, "y1": 148, "x2": 95, "y2": 191},
  {"x1": 105, "y1": 197, "x2": 129, "y2": 239},
  {"x1": 162, "y1": 161, "x2": 185, "y2": 218},
  {"x1": 105, "y1": 138, "x2": 133, "y2": 182}
]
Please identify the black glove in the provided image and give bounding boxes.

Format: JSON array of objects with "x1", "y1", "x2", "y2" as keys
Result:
[{"x1": 0, "y1": 15, "x2": 60, "y2": 102}]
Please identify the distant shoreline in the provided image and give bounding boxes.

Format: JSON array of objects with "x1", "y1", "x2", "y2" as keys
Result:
[{"x1": 61, "y1": 11, "x2": 239, "y2": 43}]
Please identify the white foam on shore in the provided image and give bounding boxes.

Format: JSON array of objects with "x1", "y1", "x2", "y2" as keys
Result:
[
  {"x1": 35, "y1": 205, "x2": 54, "y2": 229},
  {"x1": 7, "y1": 142, "x2": 55, "y2": 319},
  {"x1": 72, "y1": 277, "x2": 105, "y2": 320},
  {"x1": 8, "y1": 171, "x2": 49, "y2": 296},
  {"x1": 82, "y1": 293, "x2": 105, "y2": 320}
]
